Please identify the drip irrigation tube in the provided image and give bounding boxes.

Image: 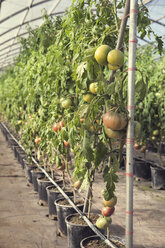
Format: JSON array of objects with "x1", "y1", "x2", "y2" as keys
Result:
[{"x1": 0, "y1": 122, "x2": 118, "y2": 248}]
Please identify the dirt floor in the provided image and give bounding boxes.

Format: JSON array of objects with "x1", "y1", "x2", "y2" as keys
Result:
[{"x1": 0, "y1": 129, "x2": 165, "y2": 248}]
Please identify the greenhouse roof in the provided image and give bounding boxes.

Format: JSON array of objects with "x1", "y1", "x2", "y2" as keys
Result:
[{"x1": 0, "y1": 0, "x2": 165, "y2": 72}]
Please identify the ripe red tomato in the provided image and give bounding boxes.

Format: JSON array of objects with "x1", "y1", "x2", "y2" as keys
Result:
[
  {"x1": 102, "y1": 206, "x2": 115, "y2": 217},
  {"x1": 64, "y1": 140, "x2": 70, "y2": 148},
  {"x1": 59, "y1": 120, "x2": 65, "y2": 128},
  {"x1": 80, "y1": 118, "x2": 84, "y2": 123},
  {"x1": 134, "y1": 143, "x2": 139, "y2": 149},
  {"x1": 35, "y1": 137, "x2": 41, "y2": 144},
  {"x1": 53, "y1": 122, "x2": 61, "y2": 132}
]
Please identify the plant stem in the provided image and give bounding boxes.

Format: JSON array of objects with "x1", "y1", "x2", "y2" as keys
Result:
[
  {"x1": 107, "y1": 226, "x2": 110, "y2": 240},
  {"x1": 62, "y1": 171, "x2": 65, "y2": 188},
  {"x1": 113, "y1": 0, "x2": 119, "y2": 31},
  {"x1": 65, "y1": 150, "x2": 75, "y2": 201},
  {"x1": 83, "y1": 186, "x2": 90, "y2": 213},
  {"x1": 43, "y1": 153, "x2": 47, "y2": 171},
  {"x1": 50, "y1": 163, "x2": 54, "y2": 178},
  {"x1": 109, "y1": 0, "x2": 130, "y2": 83},
  {"x1": 87, "y1": 186, "x2": 92, "y2": 219}
]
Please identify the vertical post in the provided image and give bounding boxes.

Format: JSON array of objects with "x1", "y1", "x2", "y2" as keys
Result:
[
  {"x1": 126, "y1": 0, "x2": 138, "y2": 248},
  {"x1": 109, "y1": 0, "x2": 130, "y2": 83}
]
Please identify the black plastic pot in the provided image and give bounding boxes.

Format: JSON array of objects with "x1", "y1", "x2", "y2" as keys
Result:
[
  {"x1": 8, "y1": 138, "x2": 18, "y2": 149},
  {"x1": 65, "y1": 213, "x2": 99, "y2": 248},
  {"x1": 160, "y1": 143, "x2": 165, "y2": 154},
  {"x1": 13, "y1": 146, "x2": 20, "y2": 158},
  {"x1": 0, "y1": 124, "x2": 5, "y2": 136},
  {"x1": 31, "y1": 169, "x2": 45, "y2": 192},
  {"x1": 13, "y1": 147, "x2": 26, "y2": 167},
  {"x1": 37, "y1": 177, "x2": 53, "y2": 206},
  {"x1": 3, "y1": 128, "x2": 9, "y2": 141},
  {"x1": 46, "y1": 185, "x2": 73, "y2": 220},
  {"x1": 55, "y1": 197, "x2": 84, "y2": 236},
  {"x1": 134, "y1": 160, "x2": 151, "y2": 180},
  {"x1": 24, "y1": 162, "x2": 37, "y2": 184},
  {"x1": 17, "y1": 152, "x2": 27, "y2": 169},
  {"x1": 151, "y1": 165, "x2": 165, "y2": 189},
  {"x1": 80, "y1": 235, "x2": 125, "y2": 248},
  {"x1": 119, "y1": 156, "x2": 126, "y2": 169}
]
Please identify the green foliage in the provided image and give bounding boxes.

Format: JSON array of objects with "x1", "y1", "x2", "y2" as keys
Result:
[{"x1": 134, "y1": 46, "x2": 165, "y2": 157}]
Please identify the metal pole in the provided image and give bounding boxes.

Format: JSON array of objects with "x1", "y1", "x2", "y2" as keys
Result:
[
  {"x1": 116, "y1": 0, "x2": 130, "y2": 50},
  {"x1": 109, "y1": 0, "x2": 130, "y2": 83},
  {"x1": 3, "y1": 0, "x2": 35, "y2": 66},
  {"x1": 126, "y1": 0, "x2": 138, "y2": 247}
]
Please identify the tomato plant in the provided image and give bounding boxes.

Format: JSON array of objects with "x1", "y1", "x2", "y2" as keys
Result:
[{"x1": 134, "y1": 46, "x2": 165, "y2": 164}]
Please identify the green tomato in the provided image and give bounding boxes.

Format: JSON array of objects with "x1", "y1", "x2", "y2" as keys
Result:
[
  {"x1": 94, "y1": 45, "x2": 111, "y2": 66},
  {"x1": 17, "y1": 120, "x2": 22, "y2": 125},
  {"x1": 89, "y1": 83, "x2": 98, "y2": 94},
  {"x1": 107, "y1": 49, "x2": 124, "y2": 68},
  {"x1": 96, "y1": 216, "x2": 108, "y2": 230},
  {"x1": 153, "y1": 130, "x2": 159, "y2": 136},
  {"x1": 83, "y1": 93, "x2": 94, "y2": 103},
  {"x1": 61, "y1": 99, "x2": 72, "y2": 109},
  {"x1": 103, "y1": 195, "x2": 117, "y2": 207},
  {"x1": 152, "y1": 136, "x2": 156, "y2": 141}
]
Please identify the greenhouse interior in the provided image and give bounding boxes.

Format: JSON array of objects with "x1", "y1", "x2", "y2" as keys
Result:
[{"x1": 0, "y1": 1, "x2": 165, "y2": 248}]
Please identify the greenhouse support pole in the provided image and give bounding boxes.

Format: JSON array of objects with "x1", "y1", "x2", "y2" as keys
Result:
[
  {"x1": 126, "y1": 0, "x2": 138, "y2": 248},
  {"x1": 109, "y1": 0, "x2": 130, "y2": 83}
]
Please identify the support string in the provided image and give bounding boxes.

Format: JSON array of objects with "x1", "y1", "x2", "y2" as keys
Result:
[
  {"x1": 127, "y1": 105, "x2": 135, "y2": 110},
  {"x1": 128, "y1": 67, "x2": 137, "y2": 71}
]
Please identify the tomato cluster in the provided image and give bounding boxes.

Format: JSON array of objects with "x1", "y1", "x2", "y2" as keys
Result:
[
  {"x1": 96, "y1": 195, "x2": 117, "y2": 230},
  {"x1": 53, "y1": 121, "x2": 65, "y2": 133},
  {"x1": 94, "y1": 45, "x2": 124, "y2": 70}
]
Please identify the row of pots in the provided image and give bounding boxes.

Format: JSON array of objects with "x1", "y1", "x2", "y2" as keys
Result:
[
  {"x1": 0, "y1": 124, "x2": 125, "y2": 248},
  {"x1": 118, "y1": 150, "x2": 165, "y2": 190},
  {"x1": 23, "y1": 163, "x2": 126, "y2": 248},
  {"x1": 25, "y1": 165, "x2": 125, "y2": 248},
  {"x1": 147, "y1": 142, "x2": 165, "y2": 154},
  {"x1": 133, "y1": 158, "x2": 165, "y2": 189}
]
